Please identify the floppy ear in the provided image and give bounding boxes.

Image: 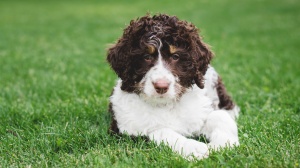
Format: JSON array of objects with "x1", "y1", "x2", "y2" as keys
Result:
[
  {"x1": 107, "y1": 16, "x2": 153, "y2": 92},
  {"x1": 107, "y1": 17, "x2": 139, "y2": 79},
  {"x1": 193, "y1": 37, "x2": 214, "y2": 89},
  {"x1": 107, "y1": 40, "x2": 137, "y2": 92},
  {"x1": 107, "y1": 40, "x2": 128, "y2": 79}
]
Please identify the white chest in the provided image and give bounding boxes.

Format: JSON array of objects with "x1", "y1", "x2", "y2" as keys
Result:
[{"x1": 110, "y1": 85, "x2": 214, "y2": 136}]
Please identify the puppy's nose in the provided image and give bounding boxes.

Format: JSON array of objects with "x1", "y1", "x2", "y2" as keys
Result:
[{"x1": 153, "y1": 79, "x2": 170, "y2": 94}]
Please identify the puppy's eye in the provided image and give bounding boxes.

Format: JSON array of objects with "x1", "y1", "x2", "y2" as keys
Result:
[
  {"x1": 143, "y1": 54, "x2": 153, "y2": 61},
  {"x1": 171, "y1": 54, "x2": 180, "y2": 61}
]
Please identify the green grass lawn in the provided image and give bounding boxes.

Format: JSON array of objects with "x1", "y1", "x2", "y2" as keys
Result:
[{"x1": 1, "y1": 0, "x2": 299, "y2": 167}]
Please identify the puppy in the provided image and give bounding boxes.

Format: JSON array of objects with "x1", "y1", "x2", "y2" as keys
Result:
[{"x1": 107, "y1": 14, "x2": 239, "y2": 160}]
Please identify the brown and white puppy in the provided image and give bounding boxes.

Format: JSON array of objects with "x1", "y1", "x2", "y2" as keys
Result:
[{"x1": 107, "y1": 14, "x2": 239, "y2": 160}]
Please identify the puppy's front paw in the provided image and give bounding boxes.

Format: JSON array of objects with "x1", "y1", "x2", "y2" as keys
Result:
[{"x1": 181, "y1": 139, "x2": 209, "y2": 160}]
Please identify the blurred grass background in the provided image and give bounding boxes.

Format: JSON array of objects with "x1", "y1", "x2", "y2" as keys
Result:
[{"x1": 0, "y1": 0, "x2": 299, "y2": 167}]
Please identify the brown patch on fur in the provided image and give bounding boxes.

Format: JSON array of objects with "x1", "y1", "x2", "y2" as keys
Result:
[
  {"x1": 216, "y1": 77, "x2": 235, "y2": 110},
  {"x1": 147, "y1": 45, "x2": 155, "y2": 54},
  {"x1": 169, "y1": 45, "x2": 177, "y2": 54}
]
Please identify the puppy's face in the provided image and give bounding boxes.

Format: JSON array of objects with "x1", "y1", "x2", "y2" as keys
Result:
[
  {"x1": 136, "y1": 38, "x2": 195, "y2": 102},
  {"x1": 107, "y1": 14, "x2": 213, "y2": 103}
]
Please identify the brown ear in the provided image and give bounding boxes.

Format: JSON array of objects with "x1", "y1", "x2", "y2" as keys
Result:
[
  {"x1": 107, "y1": 41, "x2": 127, "y2": 79},
  {"x1": 107, "y1": 41, "x2": 137, "y2": 92},
  {"x1": 193, "y1": 37, "x2": 214, "y2": 89}
]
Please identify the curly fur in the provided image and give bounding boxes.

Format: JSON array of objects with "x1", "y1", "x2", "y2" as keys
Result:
[
  {"x1": 106, "y1": 14, "x2": 239, "y2": 160},
  {"x1": 107, "y1": 14, "x2": 213, "y2": 92}
]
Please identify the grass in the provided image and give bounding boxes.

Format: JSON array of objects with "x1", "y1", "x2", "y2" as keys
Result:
[{"x1": 0, "y1": 0, "x2": 299, "y2": 167}]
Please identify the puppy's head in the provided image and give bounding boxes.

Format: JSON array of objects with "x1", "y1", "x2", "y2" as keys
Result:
[{"x1": 107, "y1": 14, "x2": 213, "y2": 102}]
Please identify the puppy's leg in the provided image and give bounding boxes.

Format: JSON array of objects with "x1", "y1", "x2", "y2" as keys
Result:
[
  {"x1": 203, "y1": 110, "x2": 239, "y2": 150},
  {"x1": 148, "y1": 128, "x2": 209, "y2": 160}
]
